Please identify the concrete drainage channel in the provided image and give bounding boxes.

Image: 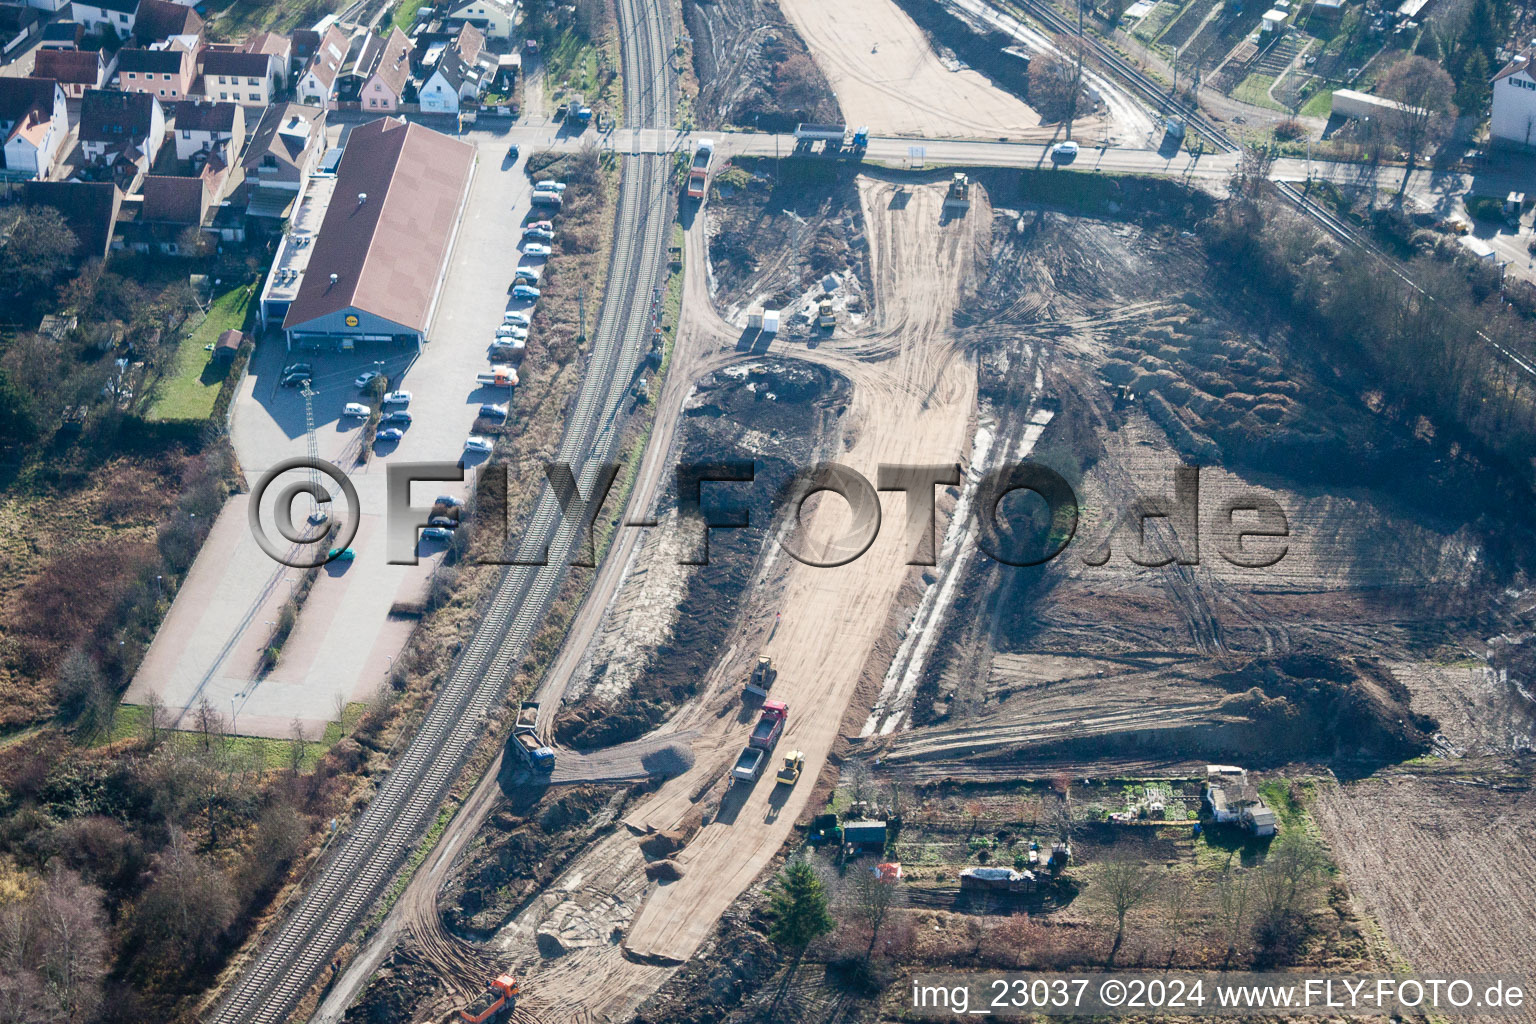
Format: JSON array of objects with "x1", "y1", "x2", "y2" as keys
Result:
[{"x1": 208, "y1": 10, "x2": 675, "y2": 1024}]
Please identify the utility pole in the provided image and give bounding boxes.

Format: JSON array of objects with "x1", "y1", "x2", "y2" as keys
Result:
[{"x1": 576, "y1": 285, "x2": 586, "y2": 344}]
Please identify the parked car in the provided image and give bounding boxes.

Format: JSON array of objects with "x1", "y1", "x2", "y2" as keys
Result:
[
  {"x1": 283, "y1": 362, "x2": 312, "y2": 377},
  {"x1": 464, "y1": 435, "x2": 494, "y2": 453},
  {"x1": 355, "y1": 369, "x2": 383, "y2": 388},
  {"x1": 343, "y1": 402, "x2": 370, "y2": 417},
  {"x1": 534, "y1": 180, "x2": 566, "y2": 192},
  {"x1": 527, "y1": 220, "x2": 554, "y2": 232},
  {"x1": 421, "y1": 526, "x2": 453, "y2": 542},
  {"x1": 512, "y1": 285, "x2": 540, "y2": 300},
  {"x1": 428, "y1": 515, "x2": 457, "y2": 528},
  {"x1": 507, "y1": 143, "x2": 519, "y2": 160},
  {"x1": 503, "y1": 310, "x2": 531, "y2": 327},
  {"x1": 523, "y1": 227, "x2": 553, "y2": 242},
  {"x1": 382, "y1": 390, "x2": 411, "y2": 405},
  {"x1": 491, "y1": 340, "x2": 525, "y2": 357},
  {"x1": 1050, "y1": 141, "x2": 1079, "y2": 164},
  {"x1": 522, "y1": 242, "x2": 552, "y2": 257},
  {"x1": 435, "y1": 494, "x2": 463, "y2": 507},
  {"x1": 383, "y1": 410, "x2": 412, "y2": 425},
  {"x1": 281, "y1": 372, "x2": 310, "y2": 387},
  {"x1": 496, "y1": 324, "x2": 528, "y2": 339},
  {"x1": 375, "y1": 427, "x2": 404, "y2": 443},
  {"x1": 327, "y1": 547, "x2": 355, "y2": 561},
  {"x1": 479, "y1": 402, "x2": 509, "y2": 419}
]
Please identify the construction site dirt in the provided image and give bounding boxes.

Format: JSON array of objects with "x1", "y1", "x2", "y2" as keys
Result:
[
  {"x1": 681, "y1": 0, "x2": 841, "y2": 131},
  {"x1": 336, "y1": 154, "x2": 1536, "y2": 1024}
]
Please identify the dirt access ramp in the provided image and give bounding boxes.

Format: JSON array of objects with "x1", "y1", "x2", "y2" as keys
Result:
[
  {"x1": 777, "y1": 0, "x2": 1047, "y2": 138},
  {"x1": 619, "y1": 177, "x2": 984, "y2": 963}
]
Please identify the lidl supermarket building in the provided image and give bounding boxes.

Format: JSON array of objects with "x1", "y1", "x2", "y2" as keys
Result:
[{"x1": 259, "y1": 116, "x2": 474, "y2": 350}]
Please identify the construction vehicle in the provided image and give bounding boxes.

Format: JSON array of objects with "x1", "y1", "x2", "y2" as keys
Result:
[
  {"x1": 744, "y1": 655, "x2": 777, "y2": 697},
  {"x1": 511, "y1": 702, "x2": 554, "y2": 772},
  {"x1": 749, "y1": 700, "x2": 788, "y2": 750},
  {"x1": 795, "y1": 122, "x2": 847, "y2": 146},
  {"x1": 816, "y1": 300, "x2": 835, "y2": 330},
  {"x1": 732, "y1": 746, "x2": 766, "y2": 784},
  {"x1": 686, "y1": 138, "x2": 714, "y2": 200},
  {"x1": 793, "y1": 123, "x2": 868, "y2": 154},
  {"x1": 460, "y1": 974, "x2": 519, "y2": 1023},
  {"x1": 475, "y1": 367, "x2": 519, "y2": 388},
  {"x1": 944, "y1": 172, "x2": 971, "y2": 210},
  {"x1": 776, "y1": 749, "x2": 804, "y2": 786}
]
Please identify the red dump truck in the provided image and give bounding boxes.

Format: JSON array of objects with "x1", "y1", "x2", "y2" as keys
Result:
[
  {"x1": 460, "y1": 974, "x2": 519, "y2": 1023},
  {"x1": 686, "y1": 138, "x2": 713, "y2": 200},
  {"x1": 749, "y1": 700, "x2": 788, "y2": 751}
]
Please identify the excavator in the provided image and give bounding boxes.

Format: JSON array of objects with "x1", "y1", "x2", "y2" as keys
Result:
[{"x1": 459, "y1": 975, "x2": 519, "y2": 1023}]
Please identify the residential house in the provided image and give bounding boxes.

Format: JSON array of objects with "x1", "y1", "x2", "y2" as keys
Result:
[
  {"x1": 0, "y1": 77, "x2": 67, "y2": 179},
  {"x1": 132, "y1": 0, "x2": 199, "y2": 45},
  {"x1": 19, "y1": 0, "x2": 70, "y2": 13},
  {"x1": 359, "y1": 26, "x2": 412, "y2": 112},
  {"x1": 116, "y1": 45, "x2": 194, "y2": 100},
  {"x1": 38, "y1": 20, "x2": 84, "y2": 48},
  {"x1": 1202, "y1": 766, "x2": 1278, "y2": 837},
  {"x1": 78, "y1": 87, "x2": 164, "y2": 169},
  {"x1": 240, "y1": 102, "x2": 325, "y2": 220},
  {"x1": 23, "y1": 179, "x2": 123, "y2": 260},
  {"x1": 444, "y1": 0, "x2": 516, "y2": 40},
  {"x1": 418, "y1": 48, "x2": 481, "y2": 113},
  {"x1": 295, "y1": 23, "x2": 347, "y2": 108},
  {"x1": 31, "y1": 46, "x2": 112, "y2": 97},
  {"x1": 0, "y1": 5, "x2": 41, "y2": 52},
  {"x1": 201, "y1": 49, "x2": 275, "y2": 105},
  {"x1": 131, "y1": 155, "x2": 231, "y2": 250},
  {"x1": 69, "y1": 0, "x2": 139, "y2": 37},
  {"x1": 1492, "y1": 45, "x2": 1536, "y2": 149},
  {"x1": 171, "y1": 98, "x2": 242, "y2": 164},
  {"x1": 244, "y1": 30, "x2": 291, "y2": 87}
]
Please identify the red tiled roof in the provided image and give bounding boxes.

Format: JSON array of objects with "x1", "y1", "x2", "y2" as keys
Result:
[
  {"x1": 367, "y1": 27, "x2": 413, "y2": 97},
  {"x1": 32, "y1": 48, "x2": 102, "y2": 85},
  {"x1": 283, "y1": 118, "x2": 474, "y2": 335}
]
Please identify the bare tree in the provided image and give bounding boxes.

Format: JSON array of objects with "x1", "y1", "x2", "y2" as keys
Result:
[
  {"x1": 130, "y1": 831, "x2": 236, "y2": 971},
  {"x1": 1094, "y1": 852, "x2": 1160, "y2": 965},
  {"x1": 841, "y1": 758, "x2": 874, "y2": 808},
  {"x1": 844, "y1": 861, "x2": 904, "y2": 960},
  {"x1": 1214, "y1": 856, "x2": 1252, "y2": 967},
  {"x1": 287, "y1": 717, "x2": 307, "y2": 775},
  {"x1": 0, "y1": 865, "x2": 109, "y2": 1022},
  {"x1": 1251, "y1": 830, "x2": 1328, "y2": 958},
  {"x1": 142, "y1": 692, "x2": 166, "y2": 747},
  {"x1": 1029, "y1": 36, "x2": 1091, "y2": 139},
  {"x1": 1375, "y1": 55, "x2": 1457, "y2": 193},
  {"x1": 1163, "y1": 869, "x2": 1192, "y2": 966},
  {"x1": 194, "y1": 696, "x2": 222, "y2": 751}
]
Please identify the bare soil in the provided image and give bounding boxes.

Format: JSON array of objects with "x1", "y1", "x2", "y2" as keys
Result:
[
  {"x1": 550, "y1": 359, "x2": 852, "y2": 749},
  {"x1": 682, "y1": 0, "x2": 841, "y2": 130},
  {"x1": 704, "y1": 157, "x2": 873, "y2": 336}
]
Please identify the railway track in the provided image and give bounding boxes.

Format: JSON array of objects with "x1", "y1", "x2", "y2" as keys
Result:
[
  {"x1": 1005, "y1": 0, "x2": 1536, "y2": 379},
  {"x1": 207, "y1": 2, "x2": 673, "y2": 1022}
]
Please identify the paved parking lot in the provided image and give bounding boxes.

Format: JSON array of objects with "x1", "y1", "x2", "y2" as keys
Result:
[{"x1": 128, "y1": 131, "x2": 550, "y2": 738}]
